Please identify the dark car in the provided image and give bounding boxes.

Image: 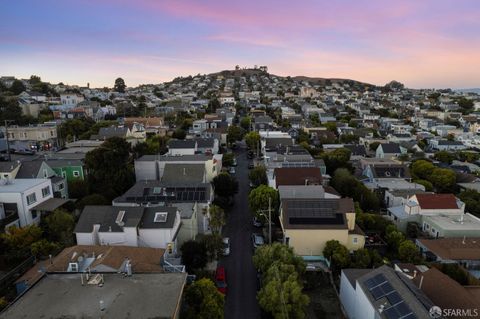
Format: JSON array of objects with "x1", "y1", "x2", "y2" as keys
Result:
[
  {"x1": 15, "y1": 149, "x2": 35, "y2": 155},
  {"x1": 247, "y1": 151, "x2": 254, "y2": 159},
  {"x1": 0, "y1": 154, "x2": 8, "y2": 162},
  {"x1": 248, "y1": 163, "x2": 255, "y2": 169},
  {"x1": 215, "y1": 266, "x2": 227, "y2": 294}
]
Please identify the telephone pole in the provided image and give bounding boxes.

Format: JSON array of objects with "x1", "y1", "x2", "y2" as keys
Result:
[
  {"x1": 4, "y1": 120, "x2": 14, "y2": 162},
  {"x1": 257, "y1": 197, "x2": 272, "y2": 244}
]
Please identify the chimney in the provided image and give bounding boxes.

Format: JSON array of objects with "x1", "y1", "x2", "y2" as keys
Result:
[
  {"x1": 419, "y1": 275, "x2": 424, "y2": 290},
  {"x1": 183, "y1": 168, "x2": 186, "y2": 176}
]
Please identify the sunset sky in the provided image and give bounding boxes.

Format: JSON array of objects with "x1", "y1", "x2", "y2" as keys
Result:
[{"x1": 1, "y1": 0, "x2": 479, "y2": 88}]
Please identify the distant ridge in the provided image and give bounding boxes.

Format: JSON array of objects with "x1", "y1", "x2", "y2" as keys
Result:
[{"x1": 456, "y1": 88, "x2": 480, "y2": 94}]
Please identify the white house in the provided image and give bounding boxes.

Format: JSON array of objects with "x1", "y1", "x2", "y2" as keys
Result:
[
  {"x1": 339, "y1": 266, "x2": 431, "y2": 319},
  {"x1": 74, "y1": 206, "x2": 182, "y2": 251},
  {"x1": 0, "y1": 178, "x2": 53, "y2": 228}
]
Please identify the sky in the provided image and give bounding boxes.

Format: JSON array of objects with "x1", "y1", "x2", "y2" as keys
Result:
[{"x1": 0, "y1": 0, "x2": 479, "y2": 89}]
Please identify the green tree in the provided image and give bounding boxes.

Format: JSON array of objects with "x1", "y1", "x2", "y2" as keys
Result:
[
  {"x1": 323, "y1": 240, "x2": 350, "y2": 273},
  {"x1": 322, "y1": 148, "x2": 352, "y2": 174},
  {"x1": 172, "y1": 128, "x2": 186, "y2": 140},
  {"x1": 31, "y1": 239, "x2": 60, "y2": 258},
  {"x1": 180, "y1": 240, "x2": 208, "y2": 272},
  {"x1": 369, "y1": 142, "x2": 381, "y2": 152},
  {"x1": 245, "y1": 131, "x2": 260, "y2": 152},
  {"x1": 434, "y1": 151, "x2": 455, "y2": 164},
  {"x1": 226, "y1": 125, "x2": 245, "y2": 145},
  {"x1": 75, "y1": 193, "x2": 110, "y2": 209},
  {"x1": 43, "y1": 209, "x2": 75, "y2": 246},
  {"x1": 0, "y1": 95, "x2": 23, "y2": 124},
  {"x1": 248, "y1": 165, "x2": 268, "y2": 188},
  {"x1": 207, "y1": 98, "x2": 220, "y2": 113},
  {"x1": 414, "y1": 179, "x2": 433, "y2": 191},
  {"x1": 222, "y1": 153, "x2": 235, "y2": 167},
  {"x1": 199, "y1": 234, "x2": 224, "y2": 261},
  {"x1": 240, "y1": 116, "x2": 251, "y2": 131},
  {"x1": 430, "y1": 168, "x2": 456, "y2": 193},
  {"x1": 85, "y1": 137, "x2": 135, "y2": 200},
  {"x1": 212, "y1": 173, "x2": 239, "y2": 198},
  {"x1": 410, "y1": 160, "x2": 435, "y2": 180},
  {"x1": 68, "y1": 180, "x2": 89, "y2": 199},
  {"x1": 458, "y1": 190, "x2": 480, "y2": 217},
  {"x1": 1, "y1": 225, "x2": 42, "y2": 259},
  {"x1": 248, "y1": 185, "x2": 279, "y2": 219},
  {"x1": 398, "y1": 240, "x2": 421, "y2": 263},
  {"x1": 385, "y1": 225, "x2": 405, "y2": 252},
  {"x1": 351, "y1": 248, "x2": 372, "y2": 268},
  {"x1": 114, "y1": 77, "x2": 126, "y2": 93},
  {"x1": 183, "y1": 278, "x2": 224, "y2": 319},
  {"x1": 253, "y1": 243, "x2": 305, "y2": 274},
  {"x1": 10, "y1": 79, "x2": 26, "y2": 95},
  {"x1": 457, "y1": 97, "x2": 474, "y2": 110},
  {"x1": 331, "y1": 169, "x2": 379, "y2": 212},
  {"x1": 208, "y1": 205, "x2": 225, "y2": 235},
  {"x1": 257, "y1": 267, "x2": 309, "y2": 319}
]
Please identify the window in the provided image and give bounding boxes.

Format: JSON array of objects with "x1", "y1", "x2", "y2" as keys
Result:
[
  {"x1": 73, "y1": 171, "x2": 80, "y2": 177},
  {"x1": 43, "y1": 169, "x2": 48, "y2": 178},
  {"x1": 26, "y1": 193, "x2": 37, "y2": 205},
  {"x1": 431, "y1": 228, "x2": 435, "y2": 234},
  {"x1": 62, "y1": 171, "x2": 66, "y2": 178},
  {"x1": 58, "y1": 183, "x2": 64, "y2": 190},
  {"x1": 31, "y1": 210, "x2": 37, "y2": 219},
  {"x1": 154, "y1": 212, "x2": 168, "y2": 223},
  {"x1": 41, "y1": 186, "x2": 50, "y2": 198},
  {"x1": 69, "y1": 263, "x2": 78, "y2": 272},
  {"x1": 353, "y1": 237, "x2": 358, "y2": 244}
]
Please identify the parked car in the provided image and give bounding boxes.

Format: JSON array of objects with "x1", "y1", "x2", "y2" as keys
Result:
[
  {"x1": 222, "y1": 237, "x2": 230, "y2": 256},
  {"x1": 232, "y1": 158, "x2": 237, "y2": 166},
  {"x1": 247, "y1": 151, "x2": 254, "y2": 159},
  {"x1": 229, "y1": 167, "x2": 236, "y2": 174},
  {"x1": 248, "y1": 162, "x2": 255, "y2": 169},
  {"x1": 15, "y1": 149, "x2": 35, "y2": 155},
  {"x1": 0, "y1": 154, "x2": 8, "y2": 162},
  {"x1": 252, "y1": 233, "x2": 265, "y2": 249},
  {"x1": 253, "y1": 217, "x2": 263, "y2": 227},
  {"x1": 215, "y1": 266, "x2": 227, "y2": 294}
]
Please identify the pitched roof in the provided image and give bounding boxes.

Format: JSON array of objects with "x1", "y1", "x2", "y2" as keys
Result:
[
  {"x1": 417, "y1": 238, "x2": 480, "y2": 260},
  {"x1": 412, "y1": 267, "x2": 479, "y2": 312},
  {"x1": 194, "y1": 138, "x2": 215, "y2": 148},
  {"x1": 167, "y1": 139, "x2": 196, "y2": 149},
  {"x1": 140, "y1": 206, "x2": 177, "y2": 229},
  {"x1": 274, "y1": 167, "x2": 322, "y2": 187},
  {"x1": 74, "y1": 206, "x2": 144, "y2": 233},
  {"x1": 370, "y1": 164, "x2": 411, "y2": 179},
  {"x1": 380, "y1": 143, "x2": 401, "y2": 154},
  {"x1": 15, "y1": 160, "x2": 44, "y2": 178},
  {"x1": 414, "y1": 193, "x2": 458, "y2": 209},
  {"x1": 344, "y1": 144, "x2": 367, "y2": 156}
]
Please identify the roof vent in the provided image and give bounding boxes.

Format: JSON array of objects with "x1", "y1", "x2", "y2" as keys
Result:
[{"x1": 116, "y1": 210, "x2": 125, "y2": 226}]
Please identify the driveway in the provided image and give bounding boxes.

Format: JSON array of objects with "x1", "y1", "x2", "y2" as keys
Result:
[{"x1": 221, "y1": 145, "x2": 261, "y2": 319}]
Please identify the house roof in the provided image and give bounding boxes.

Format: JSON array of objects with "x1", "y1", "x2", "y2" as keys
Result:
[
  {"x1": 31, "y1": 198, "x2": 70, "y2": 212},
  {"x1": 167, "y1": 139, "x2": 196, "y2": 149},
  {"x1": 1, "y1": 273, "x2": 186, "y2": 319},
  {"x1": 355, "y1": 265, "x2": 432, "y2": 318},
  {"x1": 0, "y1": 161, "x2": 21, "y2": 173},
  {"x1": 414, "y1": 193, "x2": 458, "y2": 209},
  {"x1": 344, "y1": 144, "x2": 367, "y2": 156},
  {"x1": 274, "y1": 167, "x2": 322, "y2": 187},
  {"x1": 281, "y1": 198, "x2": 353, "y2": 230},
  {"x1": 412, "y1": 267, "x2": 479, "y2": 312},
  {"x1": 162, "y1": 163, "x2": 205, "y2": 183},
  {"x1": 136, "y1": 154, "x2": 212, "y2": 162},
  {"x1": 74, "y1": 206, "x2": 144, "y2": 233},
  {"x1": 194, "y1": 138, "x2": 215, "y2": 148},
  {"x1": 417, "y1": 238, "x2": 480, "y2": 260},
  {"x1": 342, "y1": 268, "x2": 372, "y2": 288},
  {"x1": 380, "y1": 143, "x2": 401, "y2": 154},
  {"x1": 92, "y1": 126, "x2": 128, "y2": 139},
  {"x1": 370, "y1": 164, "x2": 411, "y2": 179},
  {"x1": 140, "y1": 206, "x2": 178, "y2": 229},
  {"x1": 15, "y1": 160, "x2": 44, "y2": 178},
  {"x1": 265, "y1": 137, "x2": 293, "y2": 150},
  {"x1": 278, "y1": 185, "x2": 325, "y2": 199}
]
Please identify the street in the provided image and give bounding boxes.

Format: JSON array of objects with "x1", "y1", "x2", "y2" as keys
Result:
[{"x1": 221, "y1": 145, "x2": 261, "y2": 319}]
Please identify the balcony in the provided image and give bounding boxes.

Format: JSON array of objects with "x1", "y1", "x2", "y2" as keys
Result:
[{"x1": 0, "y1": 212, "x2": 20, "y2": 232}]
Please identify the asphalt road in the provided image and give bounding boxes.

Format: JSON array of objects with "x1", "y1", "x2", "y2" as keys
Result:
[{"x1": 221, "y1": 146, "x2": 261, "y2": 319}]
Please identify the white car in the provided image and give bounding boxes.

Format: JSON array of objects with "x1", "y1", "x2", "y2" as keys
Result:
[
  {"x1": 229, "y1": 167, "x2": 236, "y2": 174},
  {"x1": 222, "y1": 237, "x2": 230, "y2": 256}
]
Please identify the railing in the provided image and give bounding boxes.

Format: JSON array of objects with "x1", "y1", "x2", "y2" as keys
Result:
[
  {"x1": 0, "y1": 213, "x2": 20, "y2": 232},
  {"x1": 162, "y1": 251, "x2": 185, "y2": 273},
  {"x1": 0, "y1": 255, "x2": 36, "y2": 291}
]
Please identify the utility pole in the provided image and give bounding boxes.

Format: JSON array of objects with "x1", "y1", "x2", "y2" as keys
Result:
[
  {"x1": 268, "y1": 197, "x2": 272, "y2": 244},
  {"x1": 4, "y1": 120, "x2": 13, "y2": 162}
]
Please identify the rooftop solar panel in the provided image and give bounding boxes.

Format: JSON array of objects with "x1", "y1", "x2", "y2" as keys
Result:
[{"x1": 386, "y1": 291, "x2": 402, "y2": 305}]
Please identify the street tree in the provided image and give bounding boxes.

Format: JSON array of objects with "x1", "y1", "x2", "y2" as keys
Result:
[
  {"x1": 430, "y1": 168, "x2": 456, "y2": 193},
  {"x1": 248, "y1": 185, "x2": 279, "y2": 219},
  {"x1": 183, "y1": 278, "x2": 224, "y2": 319},
  {"x1": 172, "y1": 128, "x2": 186, "y2": 140},
  {"x1": 245, "y1": 131, "x2": 260, "y2": 152},
  {"x1": 240, "y1": 116, "x2": 251, "y2": 131},
  {"x1": 227, "y1": 125, "x2": 244, "y2": 145},
  {"x1": 212, "y1": 173, "x2": 239, "y2": 199},
  {"x1": 248, "y1": 165, "x2": 268, "y2": 188},
  {"x1": 253, "y1": 243, "x2": 305, "y2": 275},
  {"x1": 180, "y1": 240, "x2": 208, "y2": 272},
  {"x1": 222, "y1": 153, "x2": 235, "y2": 167},
  {"x1": 208, "y1": 204, "x2": 226, "y2": 235},
  {"x1": 322, "y1": 148, "x2": 352, "y2": 174},
  {"x1": 434, "y1": 151, "x2": 455, "y2": 164},
  {"x1": 114, "y1": 77, "x2": 126, "y2": 93}
]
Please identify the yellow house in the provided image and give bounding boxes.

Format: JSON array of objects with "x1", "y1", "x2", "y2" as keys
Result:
[{"x1": 280, "y1": 197, "x2": 365, "y2": 257}]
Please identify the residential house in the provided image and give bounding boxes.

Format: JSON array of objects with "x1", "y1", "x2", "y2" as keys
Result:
[
  {"x1": 375, "y1": 143, "x2": 406, "y2": 159},
  {"x1": 167, "y1": 139, "x2": 196, "y2": 156},
  {"x1": 273, "y1": 167, "x2": 323, "y2": 188},
  {"x1": 0, "y1": 178, "x2": 53, "y2": 229},
  {"x1": 0, "y1": 162, "x2": 21, "y2": 180},
  {"x1": 416, "y1": 238, "x2": 480, "y2": 279},
  {"x1": 339, "y1": 265, "x2": 432, "y2": 319},
  {"x1": 1, "y1": 273, "x2": 186, "y2": 319},
  {"x1": 15, "y1": 160, "x2": 68, "y2": 198},
  {"x1": 46, "y1": 159, "x2": 85, "y2": 182},
  {"x1": 75, "y1": 206, "x2": 181, "y2": 250},
  {"x1": 279, "y1": 194, "x2": 364, "y2": 258},
  {"x1": 253, "y1": 115, "x2": 274, "y2": 131},
  {"x1": 429, "y1": 139, "x2": 467, "y2": 151},
  {"x1": 4, "y1": 124, "x2": 59, "y2": 151}
]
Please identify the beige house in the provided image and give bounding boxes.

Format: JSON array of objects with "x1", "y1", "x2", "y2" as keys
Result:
[
  {"x1": 280, "y1": 196, "x2": 365, "y2": 256},
  {"x1": 6, "y1": 125, "x2": 57, "y2": 141}
]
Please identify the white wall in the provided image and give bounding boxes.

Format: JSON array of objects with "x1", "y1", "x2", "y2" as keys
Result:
[
  {"x1": 168, "y1": 148, "x2": 196, "y2": 156},
  {"x1": 76, "y1": 232, "x2": 96, "y2": 245},
  {"x1": 139, "y1": 228, "x2": 174, "y2": 249},
  {"x1": 355, "y1": 285, "x2": 376, "y2": 319},
  {"x1": 339, "y1": 272, "x2": 357, "y2": 319}
]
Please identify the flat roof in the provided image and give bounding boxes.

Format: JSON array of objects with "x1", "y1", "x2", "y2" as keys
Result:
[
  {"x1": 1, "y1": 273, "x2": 186, "y2": 319},
  {"x1": 0, "y1": 178, "x2": 49, "y2": 193},
  {"x1": 424, "y1": 213, "x2": 480, "y2": 231}
]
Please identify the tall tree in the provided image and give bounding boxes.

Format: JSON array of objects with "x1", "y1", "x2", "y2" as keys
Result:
[
  {"x1": 248, "y1": 165, "x2": 268, "y2": 188},
  {"x1": 208, "y1": 205, "x2": 226, "y2": 235},
  {"x1": 10, "y1": 79, "x2": 26, "y2": 95},
  {"x1": 248, "y1": 185, "x2": 279, "y2": 219},
  {"x1": 183, "y1": 278, "x2": 224, "y2": 319},
  {"x1": 85, "y1": 137, "x2": 134, "y2": 200},
  {"x1": 43, "y1": 209, "x2": 75, "y2": 246},
  {"x1": 227, "y1": 125, "x2": 245, "y2": 145},
  {"x1": 212, "y1": 173, "x2": 239, "y2": 199},
  {"x1": 0, "y1": 96, "x2": 23, "y2": 123},
  {"x1": 245, "y1": 131, "x2": 261, "y2": 152},
  {"x1": 114, "y1": 77, "x2": 126, "y2": 93},
  {"x1": 180, "y1": 240, "x2": 208, "y2": 272}
]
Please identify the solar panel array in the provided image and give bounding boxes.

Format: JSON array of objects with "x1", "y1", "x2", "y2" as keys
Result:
[
  {"x1": 365, "y1": 274, "x2": 417, "y2": 319},
  {"x1": 281, "y1": 162, "x2": 315, "y2": 168},
  {"x1": 125, "y1": 186, "x2": 207, "y2": 204},
  {"x1": 287, "y1": 200, "x2": 338, "y2": 218}
]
